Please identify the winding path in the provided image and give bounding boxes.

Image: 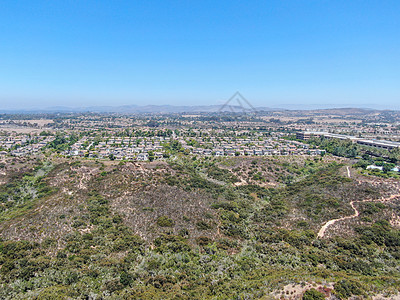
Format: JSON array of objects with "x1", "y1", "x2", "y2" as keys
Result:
[{"x1": 317, "y1": 166, "x2": 400, "y2": 238}]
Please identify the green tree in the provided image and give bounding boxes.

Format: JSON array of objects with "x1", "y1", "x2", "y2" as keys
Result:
[
  {"x1": 383, "y1": 162, "x2": 395, "y2": 173},
  {"x1": 148, "y1": 150, "x2": 155, "y2": 162},
  {"x1": 389, "y1": 148, "x2": 400, "y2": 163}
]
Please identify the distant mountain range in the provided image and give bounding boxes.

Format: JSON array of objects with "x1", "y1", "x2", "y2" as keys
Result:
[
  {"x1": 0, "y1": 105, "x2": 396, "y2": 114},
  {"x1": 0, "y1": 104, "x2": 275, "y2": 114}
]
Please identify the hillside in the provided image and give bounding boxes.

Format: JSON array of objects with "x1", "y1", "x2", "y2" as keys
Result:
[{"x1": 0, "y1": 155, "x2": 400, "y2": 299}]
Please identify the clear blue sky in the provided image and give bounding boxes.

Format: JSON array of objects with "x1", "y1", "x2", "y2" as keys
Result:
[{"x1": 1, "y1": 1, "x2": 399, "y2": 109}]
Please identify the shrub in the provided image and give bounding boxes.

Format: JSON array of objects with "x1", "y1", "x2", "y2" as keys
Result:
[
  {"x1": 156, "y1": 216, "x2": 174, "y2": 227},
  {"x1": 120, "y1": 272, "x2": 133, "y2": 286},
  {"x1": 303, "y1": 288, "x2": 325, "y2": 300},
  {"x1": 197, "y1": 236, "x2": 212, "y2": 246},
  {"x1": 334, "y1": 280, "x2": 364, "y2": 299},
  {"x1": 196, "y1": 220, "x2": 213, "y2": 230}
]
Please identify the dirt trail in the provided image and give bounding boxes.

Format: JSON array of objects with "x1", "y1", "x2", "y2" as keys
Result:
[
  {"x1": 346, "y1": 165, "x2": 351, "y2": 178},
  {"x1": 318, "y1": 166, "x2": 400, "y2": 238}
]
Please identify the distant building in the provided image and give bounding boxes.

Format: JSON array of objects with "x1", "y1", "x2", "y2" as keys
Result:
[
  {"x1": 296, "y1": 131, "x2": 326, "y2": 140},
  {"x1": 296, "y1": 132, "x2": 313, "y2": 140},
  {"x1": 357, "y1": 139, "x2": 400, "y2": 150},
  {"x1": 137, "y1": 153, "x2": 149, "y2": 161},
  {"x1": 215, "y1": 150, "x2": 224, "y2": 157},
  {"x1": 366, "y1": 165, "x2": 383, "y2": 171}
]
